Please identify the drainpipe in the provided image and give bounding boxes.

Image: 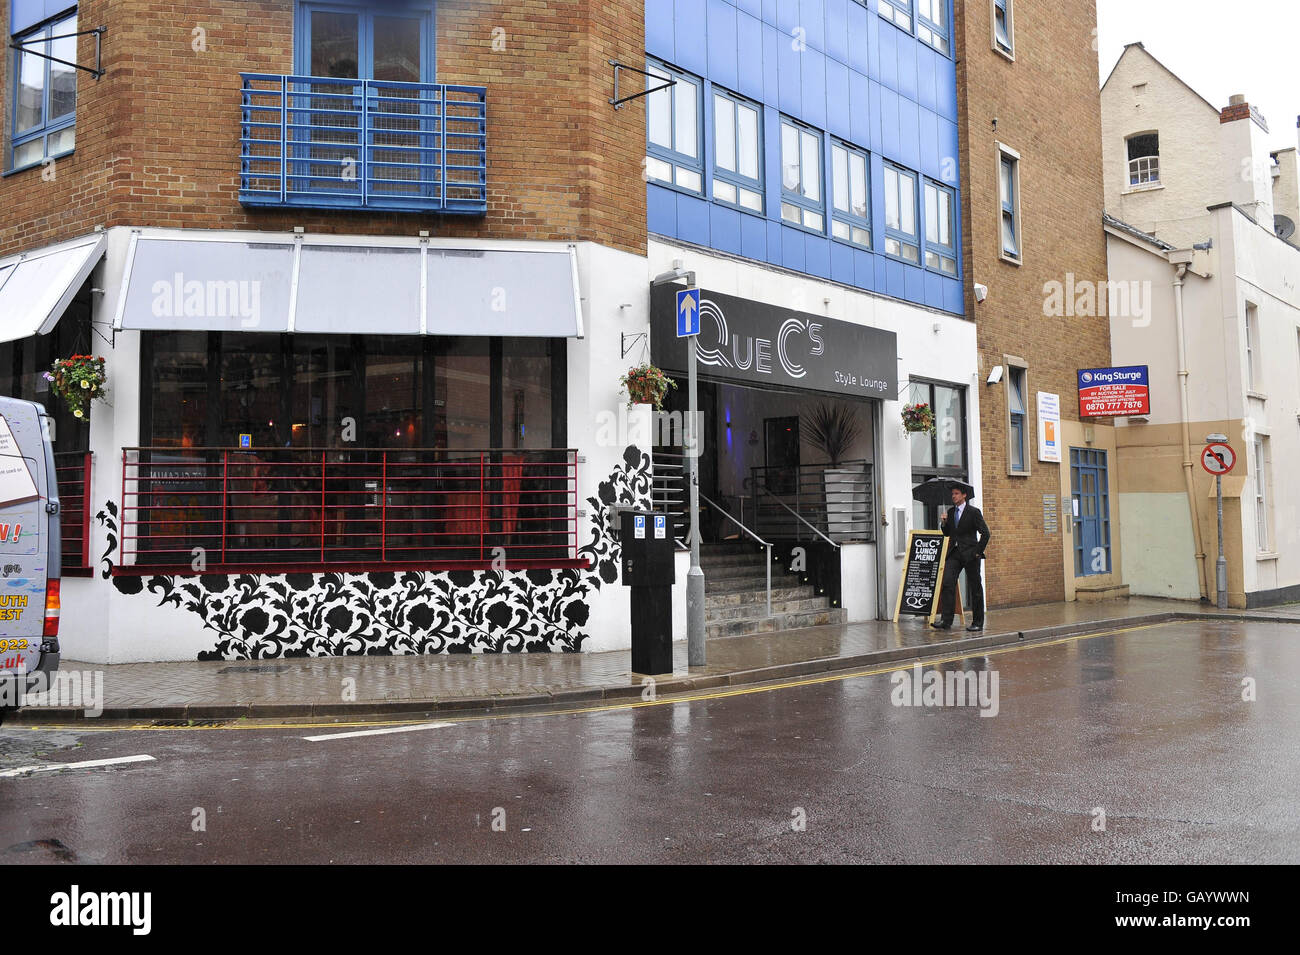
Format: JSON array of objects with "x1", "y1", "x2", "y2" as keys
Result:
[{"x1": 1170, "y1": 254, "x2": 1209, "y2": 600}]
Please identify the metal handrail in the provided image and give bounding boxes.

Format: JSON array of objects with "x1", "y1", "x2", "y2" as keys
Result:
[
  {"x1": 756, "y1": 484, "x2": 840, "y2": 549},
  {"x1": 698, "y1": 489, "x2": 771, "y2": 618}
]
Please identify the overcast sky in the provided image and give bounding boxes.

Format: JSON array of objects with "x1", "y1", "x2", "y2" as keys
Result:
[{"x1": 1096, "y1": 0, "x2": 1300, "y2": 151}]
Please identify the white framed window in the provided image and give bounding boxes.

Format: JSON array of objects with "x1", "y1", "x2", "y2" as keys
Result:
[
  {"x1": 780, "y1": 117, "x2": 825, "y2": 232},
  {"x1": 713, "y1": 88, "x2": 764, "y2": 213},
  {"x1": 883, "y1": 162, "x2": 920, "y2": 263},
  {"x1": 1126, "y1": 132, "x2": 1160, "y2": 187},
  {"x1": 916, "y1": 0, "x2": 950, "y2": 55},
  {"x1": 992, "y1": 0, "x2": 1014, "y2": 58},
  {"x1": 645, "y1": 60, "x2": 703, "y2": 194},
  {"x1": 1005, "y1": 358, "x2": 1029, "y2": 475},
  {"x1": 831, "y1": 140, "x2": 871, "y2": 249},
  {"x1": 877, "y1": 0, "x2": 913, "y2": 32},
  {"x1": 1245, "y1": 301, "x2": 1261, "y2": 393},
  {"x1": 923, "y1": 178, "x2": 957, "y2": 274},
  {"x1": 1254, "y1": 436, "x2": 1273, "y2": 553},
  {"x1": 998, "y1": 144, "x2": 1021, "y2": 262}
]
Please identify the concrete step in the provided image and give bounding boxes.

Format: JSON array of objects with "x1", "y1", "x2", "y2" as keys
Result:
[
  {"x1": 702, "y1": 565, "x2": 782, "y2": 583},
  {"x1": 698, "y1": 554, "x2": 770, "y2": 572},
  {"x1": 706, "y1": 607, "x2": 847, "y2": 639},
  {"x1": 704, "y1": 574, "x2": 802, "y2": 594},
  {"x1": 706, "y1": 596, "x2": 837, "y2": 622},
  {"x1": 1075, "y1": 584, "x2": 1131, "y2": 602},
  {"x1": 706, "y1": 585, "x2": 816, "y2": 607}
]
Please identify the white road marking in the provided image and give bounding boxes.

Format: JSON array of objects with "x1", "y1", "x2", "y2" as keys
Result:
[
  {"x1": 303, "y1": 721, "x2": 455, "y2": 742},
  {"x1": 0, "y1": 754, "x2": 155, "y2": 778}
]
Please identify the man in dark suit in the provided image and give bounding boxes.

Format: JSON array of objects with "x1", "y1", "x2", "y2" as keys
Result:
[{"x1": 932, "y1": 483, "x2": 990, "y2": 631}]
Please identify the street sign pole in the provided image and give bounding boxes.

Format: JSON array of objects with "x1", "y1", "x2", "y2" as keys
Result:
[
  {"x1": 686, "y1": 331, "x2": 705, "y2": 666},
  {"x1": 1216, "y1": 472, "x2": 1226, "y2": 610}
]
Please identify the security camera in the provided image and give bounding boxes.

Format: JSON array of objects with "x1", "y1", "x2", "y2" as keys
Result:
[
  {"x1": 986, "y1": 365, "x2": 1004, "y2": 386},
  {"x1": 974, "y1": 283, "x2": 988, "y2": 303}
]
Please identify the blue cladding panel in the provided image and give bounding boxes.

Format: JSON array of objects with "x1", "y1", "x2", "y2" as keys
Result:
[
  {"x1": 766, "y1": 221, "x2": 784, "y2": 266},
  {"x1": 801, "y1": 50, "x2": 826, "y2": 129},
  {"x1": 845, "y1": 1, "x2": 869, "y2": 75},
  {"x1": 898, "y1": 96, "x2": 920, "y2": 169},
  {"x1": 647, "y1": 184, "x2": 678, "y2": 236},
  {"x1": 924, "y1": 271, "x2": 944, "y2": 310},
  {"x1": 804, "y1": 235, "x2": 831, "y2": 279},
  {"x1": 831, "y1": 241, "x2": 854, "y2": 285},
  {"x1": 825, "y1": 58, "x2": 850, "y2": 140},
  {"x1": 825, "y1": 0, "x2": 848, "y2": 64},
  {"x1": 708, "y1": 0, "x2": 738, "y2": 91},
  {"x1": 781, "y1": 226, "x2": 806, "y2": 273},
  {"x1": 711, "y1": 203, "x2": 744, "y2": 255},
  {"x1": 676, "y1": 0, "x2": 709, "y2": 74},
  {"x1": 741, "y1": 212, "x2": 768, "y2": 260},
  {"x1": 645, "y1": 0, "x2": 963, "y2": 315},
  {"x1": 677, "y1": 193, "x2": 711, "y2": 245},
  {"x1": 877, "y1": 19, "x2": 897, "y2": 92},
  {"x1": 646, "y1": 0, "x2": 675, "y2": 60},
  {"x1": 848, "y1": 71, "x2": 871, "y2": 149},
  {"x1": 9, "y1": 0, "x2": 66, "y2": 35},
  {"x1": 800, "y1": 0, "x2": 825, "y2": 54},
  {"x1": 737, "y1": 12, "x2": 764, "y2": 99}
]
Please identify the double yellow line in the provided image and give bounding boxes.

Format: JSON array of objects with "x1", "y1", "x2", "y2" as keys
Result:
[{"x1": 12, "y1": 621, "x2": 1175, "y2": 734}]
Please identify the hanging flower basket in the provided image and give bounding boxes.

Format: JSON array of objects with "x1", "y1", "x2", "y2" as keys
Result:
[
  {"x1": 45, "y1": 355, "x2": 108, "y2": 420},
  {"x1": 901, "y1": 401, "x2": 936, "y2": 436},
  {"x1": 620, "y1": 363, "x2": 677, "y2": 410}
]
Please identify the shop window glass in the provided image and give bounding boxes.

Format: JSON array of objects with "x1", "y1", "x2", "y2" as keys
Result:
[{"x1": 502, "y1": 338, "x2": 554, "y2": 449}]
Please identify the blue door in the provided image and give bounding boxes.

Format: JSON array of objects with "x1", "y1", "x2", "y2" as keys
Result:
[{"x1": 1071, "y1": 447, "x2": 1110, "y2": 576}]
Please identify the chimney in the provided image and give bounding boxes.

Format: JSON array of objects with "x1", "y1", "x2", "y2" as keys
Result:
[{"x1": 1219, "y1": 94, "x2": 1274, "y2": 225}]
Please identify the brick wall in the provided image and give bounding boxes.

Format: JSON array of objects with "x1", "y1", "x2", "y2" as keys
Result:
[
  {"x1": 1, "y1": 0, "x2": 646, "y2": 256},
  {"x1": 953, "y1": 0, "x2": 1112, "y2": 607}
]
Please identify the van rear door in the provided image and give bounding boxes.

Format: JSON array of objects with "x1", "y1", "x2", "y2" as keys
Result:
[{"x1": 0, "y1": 399, "x2": 51, "y2": 678}]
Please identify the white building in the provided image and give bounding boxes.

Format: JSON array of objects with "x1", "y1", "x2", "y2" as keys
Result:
[{"x1": 1102, "y1": 43, "x2": 1300, "y2": 607}]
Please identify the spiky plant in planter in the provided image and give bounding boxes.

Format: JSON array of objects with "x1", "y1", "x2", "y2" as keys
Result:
[{"x1": 802, "y1": 401, "x2": 862, "y2": 465}]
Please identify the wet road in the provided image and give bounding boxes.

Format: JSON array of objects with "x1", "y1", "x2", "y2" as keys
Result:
[{"x1": 2, "y1": 619, "x2": 1297, "y2": 864}]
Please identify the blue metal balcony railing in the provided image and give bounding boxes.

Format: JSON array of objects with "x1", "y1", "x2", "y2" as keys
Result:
[{"x1": 239, "y1": 74, "x2": 487, "y2": 213}]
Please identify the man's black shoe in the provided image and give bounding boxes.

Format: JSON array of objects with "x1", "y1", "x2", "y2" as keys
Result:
[
  {"x1": 966, "y1": 623, "x2": 984, "y2": 631},
  {"x1": 930, "y1": 621, "x2": 951, "y2": 630}
]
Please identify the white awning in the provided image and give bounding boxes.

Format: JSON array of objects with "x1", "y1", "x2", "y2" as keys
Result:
[
  {"x1": 0, "y1": 233, "x2": 106, "y2": 343},
  {"x1": 113, "y1": 233, "x2": 583, "y2": 338}
]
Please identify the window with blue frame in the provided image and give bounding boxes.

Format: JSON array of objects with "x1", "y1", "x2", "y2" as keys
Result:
[
  {"x1": 780, "y1": 118, "x2": 824, "y2": 232},
  {"x1": 9, "y1": 8, "x2": 78, "y2": 171},
  {"x1": 296, "y1": 1, "x2": 431, "y2": 81},
  {"x1": 711, "y1": 88, "x2": 762, "y2": 211},
  {"x1": 923, "y1": 179, "x2": 957, "y2": 275},
  {"x1": 915, "y1": 0, "x2": 949, "y2": 55},
  {"x1": 883, "y1": 162, "x2": 919, "y2": 263},
  {"x1": 999, "y1": 150, "x2": 1021, "y2": 259},
  {"x1": 645, "y1": 61, "x2": 703, "y2": 195},
  {"x1": 831, "y1": 140, "x2": 871, "y2": 249},
  {"x1": 877, "y1": 0, "x2": 913, "y2": 31}
]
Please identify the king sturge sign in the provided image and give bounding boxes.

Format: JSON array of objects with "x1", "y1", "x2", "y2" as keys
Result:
[
  {"x1": 651, "y1": 287, "x2": 898, "y2": 400},
  {"x1": 1078, "y1": 365, "x2": 1150, "y2": 418}
]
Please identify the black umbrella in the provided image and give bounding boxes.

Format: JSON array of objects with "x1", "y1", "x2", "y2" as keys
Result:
[{"x1": 911, "y1": 477, "x2": 974, "y2": 506}]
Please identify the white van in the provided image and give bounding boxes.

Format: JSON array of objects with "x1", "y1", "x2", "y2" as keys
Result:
[{"x1": 0, "y1": 396, "x2": 61, "y2": 706}]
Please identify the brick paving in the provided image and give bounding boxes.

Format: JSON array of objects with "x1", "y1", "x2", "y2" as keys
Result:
[{"x1": 29, "y1": 596, "x2": 1292, "y2": 717}]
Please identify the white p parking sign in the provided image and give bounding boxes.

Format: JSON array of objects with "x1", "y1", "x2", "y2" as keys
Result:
[
  {"x1": 634, "y1": 515, "x2": 646, "y2": 539},
  {"x1": 654, "y1": 515, "x2": 666, "y2": 539}
]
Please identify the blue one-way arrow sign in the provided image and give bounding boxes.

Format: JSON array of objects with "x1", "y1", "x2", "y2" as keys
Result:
[{"x1": 676, "y1": 287, "x2": 700, "y2": 337}]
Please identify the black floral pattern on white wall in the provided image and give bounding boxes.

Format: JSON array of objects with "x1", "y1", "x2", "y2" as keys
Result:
[{"x1": 103, "y1": 446, "x2": 653, "y2": 659}]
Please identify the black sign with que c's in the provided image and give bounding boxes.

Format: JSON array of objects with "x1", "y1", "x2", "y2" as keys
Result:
[
  {"x1": 894, "y1": 530, "x2": 949, "y2": 620},
  {"x1": 650, "y1": 286, "x2": 898, "y2": 400}
]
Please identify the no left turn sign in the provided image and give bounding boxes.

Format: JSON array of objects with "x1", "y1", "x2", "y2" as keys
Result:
[{"x1": 1201, "y1": 443, "x2": 1236, "y2": 475}]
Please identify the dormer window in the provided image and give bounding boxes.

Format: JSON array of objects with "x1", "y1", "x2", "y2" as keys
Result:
[{"x1": 1127, "y1": 132, "x2": 1160, "y2": 186}]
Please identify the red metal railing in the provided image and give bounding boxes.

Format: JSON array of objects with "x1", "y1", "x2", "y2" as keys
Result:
[
  {"x1": 117, "y1": 447, "x2": 581, "y2": 573},
  {"x1": 54, "y1": 451, "x2": 93, "y2": 575}
]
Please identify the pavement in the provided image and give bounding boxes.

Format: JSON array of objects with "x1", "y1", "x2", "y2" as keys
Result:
[{"x1": 13, "y1": 596, "x2": 1300, "y2": 721}]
